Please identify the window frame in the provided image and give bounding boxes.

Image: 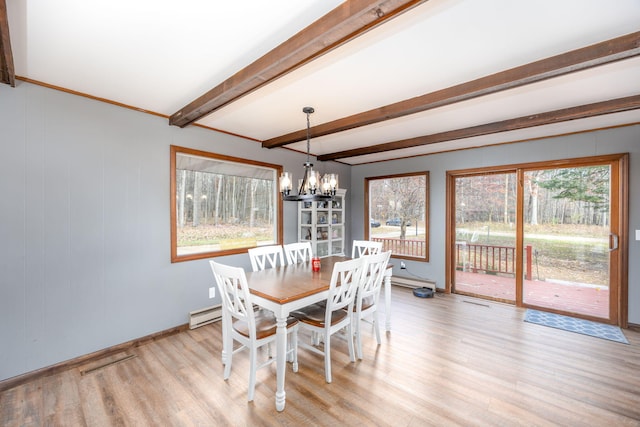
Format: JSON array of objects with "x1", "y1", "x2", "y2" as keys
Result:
[
  {"x1": 170, "y1": 145, "x2": 283, "y2": 263},
  {"x1": 365, "y1": 171, "x2": 430, "y2": 262}
]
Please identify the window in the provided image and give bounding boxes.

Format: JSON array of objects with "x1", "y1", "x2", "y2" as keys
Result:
[
  {"x1": 365, "y1": 172, "x2": 429, "y2": 261},
  {"x1": 170, "y1": 145, "x2": 283, "y2": 262}
]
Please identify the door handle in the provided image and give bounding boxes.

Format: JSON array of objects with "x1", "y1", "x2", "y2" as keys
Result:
[{"x1": 609, "y1": 233, "x2": 619, "y2": 252}]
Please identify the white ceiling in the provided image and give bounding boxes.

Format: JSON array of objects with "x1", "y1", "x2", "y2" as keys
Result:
[{"x1": 6, "y1": 0, "x2": 640, "y2": 165}]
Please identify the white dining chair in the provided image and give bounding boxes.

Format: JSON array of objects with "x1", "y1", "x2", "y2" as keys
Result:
[
  {"x1": 248, "y1": 245, "x2": 285, "y2": 272},
  {"x1": 351, "y1": 240, "x2": 383, "y2": 258},
  {"x1": 352, "y1": 251, "x2": 391, "y2": 359},
  {"x1": 209, "y1": 260, "x2": 298, "y2": 402},
  {"x1": 291, "y1": 256, "x2": 368, "y2": 383},
  {"x1": 283, "y1": 241, "x2": 313, "y2": 265}
]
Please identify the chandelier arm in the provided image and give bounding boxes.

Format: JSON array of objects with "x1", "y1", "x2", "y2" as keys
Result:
[{"x1": 299, "y1": 165, "x2": 309, "y2": 195}]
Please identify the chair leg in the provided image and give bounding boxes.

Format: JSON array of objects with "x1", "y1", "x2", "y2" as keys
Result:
[
  {"x1": 286, "y1": 338, "x2": 293, "y2": 363},
  {"x1": 355, "y1": 317, "x2": 363, "y2": 360},
  {"x1": 223, "y1": 333, "x2": 232, "y2": 380},
  {"x1": 346, "y1": 323, "x2": 355, "y2": 363},
  {"x1": 373, "y1": 310, "x2": 382, "y2": 345},
  {"x1": 248, "y1": 346, "x2": 257, "y2": 401},
  {"x1": 223, "y1": 354, "x2": 232, "y2": 380},
  {"x1": 291, "y1": 326, "x2": 299, "y2": 373},
  {"x1": 323, "y1": 331, "x2": 332, "y2": 383},
  {"x1": 222, "y1": 317, "x2": 233, "y2": 377}
]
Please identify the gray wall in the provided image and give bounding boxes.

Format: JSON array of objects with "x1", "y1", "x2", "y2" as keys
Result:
[
  {"x1": 350, "y1": 125, "x2": 640, "y2": 324},
  {"x1": 0, "y1": 81, "x2": 350, "y2": 381}
]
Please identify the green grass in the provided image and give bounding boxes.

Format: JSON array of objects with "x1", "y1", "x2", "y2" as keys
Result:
[{"x1": 177, "y1": 224, "x2": 273, "y2": 247}]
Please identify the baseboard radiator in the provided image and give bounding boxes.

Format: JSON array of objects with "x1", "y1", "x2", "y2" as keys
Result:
[
  {"x1": 189, "y1": 304, "x2": 222, "y2": 329},
  {"x1": 391, "y1": 276, "x2": 436, "y2": 291}
]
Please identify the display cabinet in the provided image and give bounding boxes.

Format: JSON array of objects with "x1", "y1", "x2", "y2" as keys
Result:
[{"x1": 298, "y1": 189, "x2": 346, "y2": 258}]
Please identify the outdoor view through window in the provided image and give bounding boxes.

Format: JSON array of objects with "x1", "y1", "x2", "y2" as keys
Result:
[
  {"x1": 366, "y1": 172, "x2": 429, "y2": 261},
  {"x1": 170, "y1": 146, "x2": 282, "y2": 262}
]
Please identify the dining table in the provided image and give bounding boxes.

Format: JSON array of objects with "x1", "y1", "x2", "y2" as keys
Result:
[{"x1": 245, "y1": 255, "x2": 393, "y2": 412}]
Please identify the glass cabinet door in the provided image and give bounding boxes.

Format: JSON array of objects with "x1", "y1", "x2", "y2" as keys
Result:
[
  {"x1": 297, "y1": 189, "x2": 346, "y2": 258},
  {"x1": 329, "y1": 193, "x2": 345, "y2": 256},
  {"x1": 316, "y1": 241, "x2": 329, "y2": 257}
]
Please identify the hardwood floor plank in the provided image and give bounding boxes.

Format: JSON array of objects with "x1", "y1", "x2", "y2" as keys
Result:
[
  {"x1": 2, "y1": 287, "x2": 640, "y2": 426},
  {"x1": 0, "y1": 379, "x2": 43, "y2": 426},
  {"x1": 42, "y1": 369, "x2": 86, "y2": 426}
]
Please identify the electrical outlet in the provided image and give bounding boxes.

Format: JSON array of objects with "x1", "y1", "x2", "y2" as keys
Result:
[
  {"x1": 209, "y1": 287, "x2": 216, "y2": 299},
  {"x1": 400, "y1": 262, "x2": 406, "y2": 269}
]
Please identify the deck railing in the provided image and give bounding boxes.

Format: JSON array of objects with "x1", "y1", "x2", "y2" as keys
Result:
[
  {"x1": 370, "y1": 237, "x2": 532, "y2": 280},
  {"x1": 456, "y1": 242, "x2": 532, "y2": 280},
  {"x1": 371, "y1": 237, "x2": 426, "y2": 257}
]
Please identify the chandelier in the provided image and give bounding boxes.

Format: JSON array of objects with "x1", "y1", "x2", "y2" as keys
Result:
[{"x1": 280, "y1": 107, "x2": 339, "y2": 202}]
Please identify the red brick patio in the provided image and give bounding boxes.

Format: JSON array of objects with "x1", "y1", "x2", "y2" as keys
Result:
[{"x1": 454, "y1": 271, "x2": 610, "y2": 319}]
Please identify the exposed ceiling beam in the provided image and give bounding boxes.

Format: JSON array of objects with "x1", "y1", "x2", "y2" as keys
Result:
[
  {"x1": 317, "y1": 94, "x2": 640, "y2": 161},
  {"x1": 264, "y1": 31, "x2": 640, "y2": 149},
  {"x1": 169, "y1": 0, "x2": 427, "y2": 128},
  {"x1": 0, "y1": 0, "x2": 15, "y2": 87}
]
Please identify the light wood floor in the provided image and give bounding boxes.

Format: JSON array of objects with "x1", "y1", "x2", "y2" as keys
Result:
[{"x1": 2, "y1": 287, "x2": 640, "y2": 426}]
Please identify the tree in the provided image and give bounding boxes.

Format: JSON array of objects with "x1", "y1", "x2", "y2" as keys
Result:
[
  {"x1": 537, "y1": 166, "x2": 609, "y2": 225},
  {"x1": 177, "y1": 170, "x2": 187, "y2": 228},
  {"x1": 377, "y1": 175, "x2": 425, "y2": 239},
  {"x1": 192, "y1": 172, "x2": 202, "y2": 227},
  {"x1": 527, "y1": 170, "x2": 543, "y2": 225},
  {"x1": 456, "y1": 173, "x2": 514, "y2": 225}
]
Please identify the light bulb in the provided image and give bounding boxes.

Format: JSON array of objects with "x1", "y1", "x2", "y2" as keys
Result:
[
  {"x1": 329, "y1": 174, "x2": 338, "y2": 189},
  {"x1": 308, "y1": 168, "x2": 317, "y2": 187},
  {"x1": 280, "y1": 172, "x2": 292, "y2": 192}
]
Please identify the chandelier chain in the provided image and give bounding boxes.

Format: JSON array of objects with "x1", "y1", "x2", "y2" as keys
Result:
[
  {"x1": 279, "y1": 106, "x2": 337, "y2": 202},
  {"x1": 306, "y1": 110, "x2": 311, "y2": 164}
]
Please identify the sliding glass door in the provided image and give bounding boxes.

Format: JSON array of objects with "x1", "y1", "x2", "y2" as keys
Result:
[
  {"x1": 522, "y1": 165, "x2": 614, "y2": 319},
  {"x1": 448, "y1": 154, "x2": 626, "y2": 325},
  {"x1": 454, "y1": 172, "x2": 517, "y2": 303}
]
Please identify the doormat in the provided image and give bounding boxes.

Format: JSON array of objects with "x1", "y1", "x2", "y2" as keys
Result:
[{"x1": 524, "y1": 309, "x2": 629, "y2": 344}]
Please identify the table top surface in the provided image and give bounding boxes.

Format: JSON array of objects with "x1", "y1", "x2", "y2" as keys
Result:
[{"x1": 246, "y1": 256, "x2": 350, "y2": 304}]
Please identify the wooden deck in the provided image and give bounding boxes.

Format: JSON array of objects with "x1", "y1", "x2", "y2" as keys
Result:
[{"x1": 455, "y1": 271, "x2": 609, "y2": 319}]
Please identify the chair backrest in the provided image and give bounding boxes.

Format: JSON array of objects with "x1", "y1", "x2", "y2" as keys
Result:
[
  {"x1": 351, "y1": 240, "x2": 383, "y2": 258},
  {"x1": 283, "y1": 241, "x2": 313, "y2": 265},
  {"x1": 358, "y1": 251, "x2": 391, "y2": 302},
  {"x1": 325, "y1": 256, "x2": 368, "y2": 318},
  {"x1": 209, "y1": 261, "x2": 256, "y2": 338},
  {"x1": 248, "y1": 245, "x2": 284, "y2": 272}
]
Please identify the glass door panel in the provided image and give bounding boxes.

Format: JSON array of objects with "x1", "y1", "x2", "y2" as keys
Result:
[
  {"x1": 454, "y1": 173, "x2": 517, "y2": 303},
  {"x1": 522, "y1": 166, "x2": 611, "y2": 319}
]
